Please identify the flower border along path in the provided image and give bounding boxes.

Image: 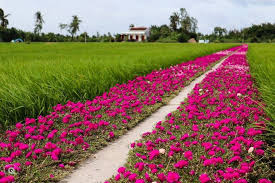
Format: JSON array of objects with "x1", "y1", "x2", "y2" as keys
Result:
[
  {"x1": 61, "y1": 46, "x2": 238, "y2": 183},
  {"x1": 107, "y1": 45, "x2": 273, "y2": 183},
  {"x1": 0, "y1": 46, "x2": 241, "y2": 183}
]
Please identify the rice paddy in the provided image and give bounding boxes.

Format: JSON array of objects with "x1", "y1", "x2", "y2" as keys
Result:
[
  {"x1": 247, "y1": 43, "x2": 275, "y2": 139},
  {"x1": 0, "y1": 42, "x2": 237, "y2": 127}
]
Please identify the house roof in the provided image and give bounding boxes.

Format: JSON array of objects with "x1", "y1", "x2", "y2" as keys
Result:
[
  {"x1": 130, "y1": 27, "x2": 147, "y2": 31},
  {"x1": 121, "y1": 31, "x2": 146, "y2": 35}
]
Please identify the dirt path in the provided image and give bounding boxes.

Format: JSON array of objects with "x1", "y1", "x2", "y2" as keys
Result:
[{"x1": 61, "y1": 56, "x2": 229, "y2": 183}]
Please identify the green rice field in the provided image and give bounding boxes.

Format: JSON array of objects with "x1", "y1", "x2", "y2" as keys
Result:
[
  {"x1": 0, "y1": 43, "x2": 238, "y2": 127},
  {"x1": 247, "y1": 43, "x2": 275, "y2": 138}
]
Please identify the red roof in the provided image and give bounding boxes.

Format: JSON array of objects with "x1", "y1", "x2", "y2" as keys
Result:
[{"x1": 130, "y1": 27, "x2": 147, "y2": 31}]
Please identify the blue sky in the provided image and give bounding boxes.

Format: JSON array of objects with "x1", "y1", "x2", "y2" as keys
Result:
[{"x1": 1, "y1": 0, "x2": 275, "y2": 35}]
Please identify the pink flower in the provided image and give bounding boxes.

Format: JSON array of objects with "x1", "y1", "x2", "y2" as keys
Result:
[
  {"x1": 109, "y1": 131, "x2": 115, "y2": 138},
  {"x1": 255, "y1": 149, "x2": 264, "y2": 156},
  {"x1": 128, "y1": 173, "x2": 137, "y2": 181},
  {"x1": 118, "y1": 167, "x2": 126, "y2": 174},
  {"x1": 259, "y1": 179, "x2": 272, "y2": 183},
  {"x1": 189, "y1": 170, "x2": 195, "y2": 175},
  {"x1": 0, "y1": 176, "x2": 14, "y2": 183},
  {"x1": 0, "y1": 172, "x2": 5, "y2": 178},
  {"x1": 15, "y1": 123, "x2": 23, "y2": 129},
  {"x1": 199, "y1": 174, "x2": 210, "y2": 183},
  {"x1": 166, "y1": 172, "x2": 180, "y2": 183},
  {"x1": 234, "y1": 179, "x2": 248, "y2": 183},
  {"x1": 75, "y1": 137, "x2": 84, "y2": 145},
  {"x1": 192, "y1": 125, "x2": 199, "y2": 132},
  {"x1": 228, "y1": 156, "x2": 242, "y2": 164},
  {"x1": 145, "y1": 172, "x2": 152, "y2": 182},
  {"x1": 158, "y1": 173, "x2": 166, "y2": 181},
  {"x1": 62, "y1": 114, "x2": 72, "y2": 123},
  {"x1": 25, "y1": 161, "x2": 32, "y2": 166},
  {"x1": 149, "y1": 149, "x2": 159, "y2": 160},
  {"x1": 174, "y1": 160, "x2": 188, "y2": 168},
  {"x1": 115, "y1": 174, "x2": 120, "y2": 181},
  {"x1": 135, "y1": 179, "x2": 145, "y2": 183},
  {"x1": 184, "y1": 151, "x2": 193, "y2": 160}
]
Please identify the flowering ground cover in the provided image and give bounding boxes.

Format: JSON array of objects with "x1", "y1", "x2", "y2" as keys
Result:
[
  {"x1": 0, "y1": 46, "x2": 241, "y2": 182},
  {"x1": 107, "y1": 45, "x2": 274, "y2": 183},
  {"x1": 0, "y1": 43, "x2": 238, "y2": 127}
]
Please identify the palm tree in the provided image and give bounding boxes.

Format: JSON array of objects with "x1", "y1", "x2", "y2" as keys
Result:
[
  {"x1": 0, "y1": 8, "x2": 10, "y2": 28},
  {"x1": 69, "y1": 15, "x2": 82, "y2": 40},
  {"x1": 34, "y1": 11, "x2": 45, "y2": 35}
]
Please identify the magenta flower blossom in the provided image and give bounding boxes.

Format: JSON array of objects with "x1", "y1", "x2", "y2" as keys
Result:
[
  {"x1": 166, "y1": 172, "x2": 180, "y2": 183},
  {"x1": 149, "y1": 149, "x2": 160, "y2": 160},
  {"x1": 199, "y1": 174, "x2": 211, "y2": 183},
  {"x1": 258, "y1": 179, "x2": 272, "y2": 183},
  {"x1": 174, "y1": 160, "x2": 188, "y2": 168},
  {"x1": 109, "y1": 131, "x2": 115, "y2": 138},
  {"x1": 184, "y1": 151, "x2": 193, "y2": 160},
  {"x1": 118, "y1": 167, "x2": 126, "y2": 174}
]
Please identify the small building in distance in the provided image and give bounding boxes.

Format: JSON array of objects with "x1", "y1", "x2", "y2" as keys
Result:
[
  {"x1": 121, "y1": 27, "x2": 150, "y2": 42},
  {"x1": 199, "y1": 39, "x2": 210, "y2": 43}
]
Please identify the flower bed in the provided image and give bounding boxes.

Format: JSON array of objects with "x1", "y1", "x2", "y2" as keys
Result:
[
  {"x1": 107, "y1": 45, "x2": 273, "y2": 183},
  {"x1": 0, "y1": 46, "x2": 242, "y2": 182}
]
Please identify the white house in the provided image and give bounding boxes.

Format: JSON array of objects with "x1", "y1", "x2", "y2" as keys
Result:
[
  {"x1": 121, "y1": 27, "x2": 150, "y2": 42},
  {"x1": 199, "y1": 40, "x2": 210, "y2": 43}
]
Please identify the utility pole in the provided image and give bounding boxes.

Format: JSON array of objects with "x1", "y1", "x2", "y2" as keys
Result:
[{"x1": 85, "y1": 32, "x2": 87, "y2": 43}]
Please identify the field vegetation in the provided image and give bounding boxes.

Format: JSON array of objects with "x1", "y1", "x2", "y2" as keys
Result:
[
  {"x1": 247, "y1": 43, "x2": 275, "y2": 142},
  {"x1": 0, "y1": 42, "x2": 237, "y2": 128},
  {"x1": 0, "y1": 45, "x2": 240, "y2": 182}
]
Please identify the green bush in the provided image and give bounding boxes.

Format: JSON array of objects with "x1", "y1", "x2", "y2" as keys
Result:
[{"x1": 177, "y1": 33, "x2": 189, "y2": 43}]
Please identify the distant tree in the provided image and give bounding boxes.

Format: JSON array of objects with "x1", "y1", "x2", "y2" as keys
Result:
[
  {"x1": 34, "y1": 11, "x2": 45, "y2": 35},
  {"x1": 169, "y1": 12, "x2": 180, "y2": 31},
  {"x1": 115, "y1": 34, "x2": 122, "y2": 42},
  {"x1": 213, "y1": 27, "x2": 227, "y2": 37},
  {"x1": 79, "y1": 32, "x2": 89, "y2": 42},
  {"x1": 0, "y1": 8, "x2": 10, "y2": 28},
  {"x1": 68, "y1": 15, "x2": 82, "y2": 40},
  {"x1": 159, "y1": 24, "x2": 171, "y2": 38},
  {"x1": 177, "y1": 33, "x2": 189, "y2": 42},
  {"x1": 190, "y1": 17, "x2": 198, "y2": 33},
  {"x1": 178, "y1": 8, "x2": 198, "y2": 33},
  {"x1": 148, "y1": 25, "x2": 161, "y2": 42}
]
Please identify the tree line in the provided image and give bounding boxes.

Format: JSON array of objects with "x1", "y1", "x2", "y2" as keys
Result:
[
  {"x1": 199, "y1": 23, "x2": 275, "y2": 43},
  {"x1": 0, "y1": 8, "x2": 274, "y2": 43}
]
